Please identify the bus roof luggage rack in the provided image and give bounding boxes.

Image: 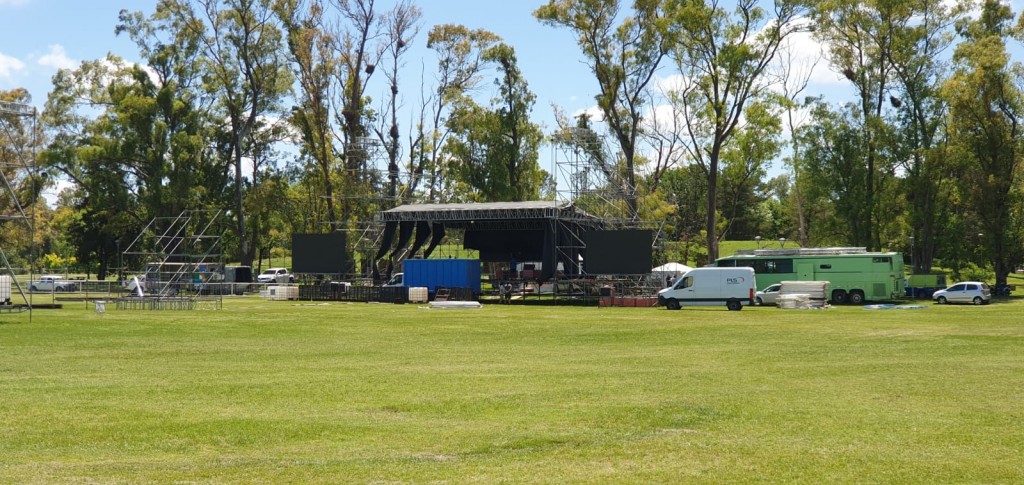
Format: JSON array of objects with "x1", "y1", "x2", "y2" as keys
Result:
[{"x1": 733, "y1": 247, "x2": 868, "y2": 257}]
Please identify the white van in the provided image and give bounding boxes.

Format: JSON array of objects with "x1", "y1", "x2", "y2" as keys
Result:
[{"x1": 657, "y1": 267, "x2": 756, "y2": 311}]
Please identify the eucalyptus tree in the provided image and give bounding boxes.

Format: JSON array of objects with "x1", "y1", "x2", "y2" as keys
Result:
[
  {"x1": 444, "y1": 43, "x2": 546, "y2": 202},
  {"x1": 772, "y1": 29, "x2": 820, "y2": 247},
  {"x1": 810, "y1": 0, "x2": 905, "y2": 251},
  {"x1": 372, "y1": 1, "x2": 421, "y2": 203},
  {"x1": 331, "y1": 0, "x2": 387, "y2": 226},
  {"x1": 663, "y1": 0, "x2": 805, "y2": 263},
  {"x1": 942, "y1": 0, "x2": 1024, "y2": 288},
  {"x1": 535, "y1": 0, "x2": 669, "y2": 220},
  {"x1": 152, "y1": 0, "x2": 292, "y2": 266},
  {"x1": 419, "y1": 24, "x2": 501, "y2": 201},
  {"x1": 883, "y1": 0, "x2": 968, "y2": 273},
  {"x1": 276, "y1": 0, "x2": 340, "y2": 225},
  {"x1": 716, "y1": 101, "x2": 782, "y2": 241},
  {"x1": 796, "y1": 101, "x2": 872, "y2": 245}
]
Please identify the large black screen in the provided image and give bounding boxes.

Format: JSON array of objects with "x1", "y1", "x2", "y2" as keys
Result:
[
  {"x1": 583, "y1": 230, "x2": 652, "y2": 275},
  {"x1": 292, "y1": 233, "x2": 347, "y2": 274}
]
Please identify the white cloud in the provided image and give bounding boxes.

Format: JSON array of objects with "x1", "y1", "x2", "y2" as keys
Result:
[
  {"x1": 571, "y1": 105, "x2": 605, "y2": 124},
  {"x1": 777, "y1": 19, "x2": 843, "y2": 87},
  {"x1": 654, "y1": 73, "x2": 691, "y2": 95},
  {"x1": 0, "y1": 51, "x2": 26, "y2": 78},
  {"x1": 38, "y1": 44, "x2": 77, "y2": 71}
]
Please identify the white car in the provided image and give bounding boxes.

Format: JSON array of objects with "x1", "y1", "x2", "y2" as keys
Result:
[
  {"x1": 30, "y1": 275, "x2": 76, "y2": 292},
  {"x1": 933, "y1": 281, "x2": 991, "y2": 305},
  {"x1": 256, "y1": 267, "x2": 294, "y2": 284},
  {"x1": 754, "y1": 283, "x2": 782, "y2": 306}
]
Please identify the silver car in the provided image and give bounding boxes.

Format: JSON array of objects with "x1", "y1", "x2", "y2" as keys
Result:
[
  {"x1": 933, "y1": 281, "x2": 991, "y2": 305},
  {"x1": 754, "y1": 284, "x2": 782, "y2": 306}
]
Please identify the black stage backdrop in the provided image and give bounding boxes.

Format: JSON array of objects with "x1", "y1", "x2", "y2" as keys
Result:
[
  {"x1": 583, "y1": 230, "x2": 652, "y2": 274},
  {"x1": 292, "y1": 233, "x2": 348, "y2": 274}
]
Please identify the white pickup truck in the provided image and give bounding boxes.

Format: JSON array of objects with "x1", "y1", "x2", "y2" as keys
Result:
[
  {"x1": 30, "y1": 275, "x2": 76, "y2": 292},
  {"x1": 256, "y1": 267, "x2": 294, "y2": 283}
]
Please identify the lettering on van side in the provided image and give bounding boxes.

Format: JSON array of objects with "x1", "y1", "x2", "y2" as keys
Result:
[{"x1": 726, "y1": 277, "x2": 746, "y2": 285}]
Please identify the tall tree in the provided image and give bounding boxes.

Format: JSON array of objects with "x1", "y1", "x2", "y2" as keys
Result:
[
  {"x1": 942, "y1": 0, "x2": 1024, "y2": 288},
  {"x1": 772, "y1": 28, "x2": 820, "y2": 247},
  {"x1": 276, "y1": 0, "x2": 340, "y2": 226},
  {"x1": 797, "y1": 101, "x2": 872, "y2": 245},
  {"x1": 420, "y1": 24, "x2": 501, "y2": 201},
  {"x1": 717, "y1": 101, "x2": 782, "y2": 240},
  {"x1": 330, "y1": 0, "x2": 388, "y2": 232},
  {"x1": 41, "y1": 58, "x2": 178, "y2": 278},
  {"x1": 373, "y1": 1, "x2": 421, "y2": 203},
  {"x1": 664, "y1": 0, "x2": 804, "y2": 263},
  {"x1": 154, "y1": 0, "x2": 292, "y2": 266},
  {"x1": 811, "y1": 0, "x2": 902, "y2": 251},
  {"x1": 535, "y1": 0, "x2": 668, "y2": 220},
  {"x1": 884, "y1": 0, "x2": 965, "y2": 273},
  {"x1": 445, "y1": 43, "x2": 546, "y2": 201}
]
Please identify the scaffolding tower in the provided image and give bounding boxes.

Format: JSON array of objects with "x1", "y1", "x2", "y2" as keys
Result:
[
  {"x1": 0, "y1": 99, "x2": 37, "y2": 313},
  {"x1": 121, "y1": 209, "x2": 225, "y2": 297},
  {"x1": 551, "y1": 125, "x2": 640, "y2": 225}
]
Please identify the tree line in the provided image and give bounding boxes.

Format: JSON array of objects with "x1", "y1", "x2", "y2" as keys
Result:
[{"x1": 1, "y1": 0, "x2": 1022, "y2": 287}]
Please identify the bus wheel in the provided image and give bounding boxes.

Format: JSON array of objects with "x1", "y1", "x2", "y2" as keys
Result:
[
  {"x1": 848, "y1": 291, "x2": 865, "y2": 305},
  {"x1": 726, "y1": 299, "x2": 742, "y2": 311},
  {"x1": 831, "y1": 290, "x2": 848, "y2": 305},
  {"x1": 666, "y1": 299, "x2": 681, "y2": 311}
]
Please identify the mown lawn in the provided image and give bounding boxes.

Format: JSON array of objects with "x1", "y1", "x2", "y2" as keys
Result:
[{"x1": 1, "y1": 297, "x2": 1022, "y2": 483}]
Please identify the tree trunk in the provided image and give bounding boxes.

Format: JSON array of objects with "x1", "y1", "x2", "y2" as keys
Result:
[
  {"x1": 234, "y1": 140, "x2": 251, "y2": 267},
  {"x1": 706, "y1": 150, "x2": 721, "y2": 264}
]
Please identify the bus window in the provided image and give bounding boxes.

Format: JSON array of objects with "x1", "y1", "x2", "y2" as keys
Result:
[
  {"x1": 766, "y1": 259, "x2": 793, "y2": 273},
  {"x1": 820, "y1": 264, "x2": 832, "y2": 269}
]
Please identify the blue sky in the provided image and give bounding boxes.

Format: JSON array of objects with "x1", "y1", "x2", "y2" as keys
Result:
[{"x1": 0, "y1": 1, "x2": 599, "y2": 123}]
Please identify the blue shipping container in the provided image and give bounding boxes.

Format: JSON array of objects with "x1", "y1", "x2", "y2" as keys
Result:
[{"x1": 402, "y1": 259, "x2": 481, "y2": 295}]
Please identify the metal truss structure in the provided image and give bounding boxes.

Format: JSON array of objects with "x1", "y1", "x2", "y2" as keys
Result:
[
  {"x1": 0, "y1": 99, "x2": 37, "y2": 313},
  {"x1": 121, "y1": 209, "x2": 225, "y2": 298},
  {"x1": 551, "y1": 125, "x2": 640, "y2": 225}
]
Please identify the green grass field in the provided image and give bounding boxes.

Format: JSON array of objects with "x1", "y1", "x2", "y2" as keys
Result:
[{"x1": 2, "y1": 297, "x2": 1023, "y2": 483}]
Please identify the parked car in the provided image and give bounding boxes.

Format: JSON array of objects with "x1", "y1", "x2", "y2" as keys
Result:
[
  {"x1": 256, "y1": 267, "x2": 294, "y2": 284},
  {"x1": 754, "y1": 283, "x2": 782, "y2": 306},
  {"x1": 932, "y1": 281, "x2": 991, "y2": 305},
  {"x1": 30, "y1": 275, "x2": 76, "y2": 292}
]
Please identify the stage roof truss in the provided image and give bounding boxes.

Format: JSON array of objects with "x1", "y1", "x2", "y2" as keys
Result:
[{"x1": 380, "y1": 201, "x2": 600, "y2": 225}]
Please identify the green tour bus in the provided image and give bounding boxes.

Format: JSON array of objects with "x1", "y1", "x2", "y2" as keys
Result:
[{"x1": 715, "y1": 247, "x2": 905, "y2": 304}]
